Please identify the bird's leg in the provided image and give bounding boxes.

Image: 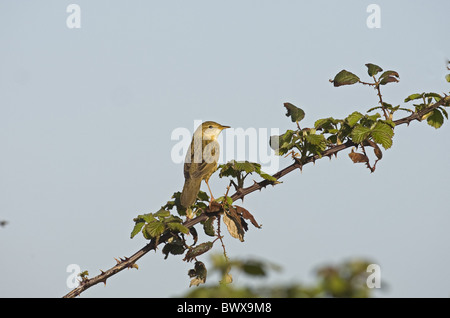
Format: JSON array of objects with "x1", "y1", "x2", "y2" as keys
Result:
[{"x1": 205, "y1": 179, "x2": 215, "y2": 207}]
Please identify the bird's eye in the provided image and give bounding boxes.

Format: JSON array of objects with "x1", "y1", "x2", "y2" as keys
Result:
[{"x1": 209, "y1": 125, "x2": 213, "y2": 129}]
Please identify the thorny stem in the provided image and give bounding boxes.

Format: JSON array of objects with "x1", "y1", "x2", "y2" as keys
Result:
[
  {"x1": 217, "y1": 185, "x2": 231, "y2": 261},
  {"x1": 359, "y1": 143, "x2": 375, "y2": 173},
  {"x1": 63, "y1": 95, "x2": 449, "y2": 298},
  {"x1": 358, "y1": 80, "x2": 376, "y2": 86},
  {"x1": 360, "y1": 77, "x2": 390, "y2": 120},
  {"x1": 374, "y1": 82, "x2": 389, "y2": 120},
  {"x1": 216, "y1": 216, "x2": 228, "y2": 262}
]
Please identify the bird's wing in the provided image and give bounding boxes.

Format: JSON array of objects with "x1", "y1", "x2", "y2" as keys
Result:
[
  {"x1": 185, "y1": 161, "x2": 212, "y2": 179},
  {"x1": 184, "y1": 140, "x2": 219, "y2": 179}
]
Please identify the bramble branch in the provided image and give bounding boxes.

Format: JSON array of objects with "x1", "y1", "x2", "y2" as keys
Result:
[{"x1": 63, "y1": 93, "x2": 449, "y2": 298}]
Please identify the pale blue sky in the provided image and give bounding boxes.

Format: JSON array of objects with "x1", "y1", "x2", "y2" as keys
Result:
[{"x1": 0, "y1": 1, "x2": 449, "y2": 297}]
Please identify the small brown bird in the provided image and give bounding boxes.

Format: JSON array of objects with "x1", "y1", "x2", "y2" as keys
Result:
[{"x1": 181, "y1": 121, "x2": 230, "y2": 209}]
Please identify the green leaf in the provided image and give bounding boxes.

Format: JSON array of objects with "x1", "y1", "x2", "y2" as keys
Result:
[
  {"x1": 426, "y1": 109, "x2": 444, "y2": 129},
  {"x1": 162, "y1": 237, "x2": 186, "y2": 259},
  {"x1": 350, "y1": 125, "x2": 371, "y2": 144},
  {"x1": 219, "y1": 160, "x2": 278, "y2": 186},
  {"x1": 258, "y1": 172, "x2": 278, "y2": 183},
  {"x1": 365, "y1": 63, "x2": 383, "y2": 77},
  {"x1": 203, "y1": 217, "x2": 216, "y2": 237},
  {"x1": 78, "y1": 271, "x2": 89, "y2": 279},
  {"x1": 284, "y1": 102, "x2": 305, "y2": 123},
  {"x1": 184, "y1": 242, "x2": 214, "y2": 262},
  {"x1": 167, "y1": 222, "x2": 190, "y2": 234},
  {"x1": 144, "y1": 221, "x2": 166, "y2": 238},
  {"x1": 371, "y1": 122, "x2": 394, "y2": 149},
  {"x1": 216, "y1": 196, "x2": 233, "y2": 206},
  {"x1": 133, "y1": 213, "x2": 156, "y2": 224},
  {"x1": 164, "y1": 214, "x2": 184, "y2": 224},
  {"x1": 270, "y1": 130, "x2": 295, "y2": 152},
  {"x1": 424, "y1": 92, "x2": 441, "y2": 102},
  {"x1": 380, "y1": 77, "x2": 399, "y2": 85},
  {"x1": 365, "y1": 113, "x2": 381, "y2": 122},
  {"x1": 404, "y1": 93, "x2": 423, "y2": 103},
  {"x1": 196, "y1": 191, "x2": 209, "y2": 202},
  {"x1": 154, "y1": 208, "x2": 170, "y2": 219},
  {"x1": 234, "y1": 161, "x2": 260, "y2": 173},
  {"x1": 440, "y1": 107, "x2": 448, "y2": 119},
  {"x1": 367, "y1": 106, "x2": 382, "y2": 113},
  {"x1": 345, "y1": 111, "x2": 364, "y2": 127},
  {"x1": 305, "y1": 134, "x2": 327, "y2": 149},
  {"x1": 331, "y1": 70, "x2": 360, "y2": 87},
  {"x1": 327, "y1": 135, "x2": 338, "y2": 144},
  {"x1": 446, "y1": 74, "x2": 450, "y2": 83},
  {"x1": 130, "y1": 221, "x2": 145, "y2": 239},
  {"x1": 188, "y1": 261, "x2": 208, "y2": 287},
  {"x1": 379, "y1": 70, "x2": 399, "y2": 85},
  {"x1": 219, "y1": 160, "x2": 259, "y2": 178},
  {"x1": 164, "y1": 191, "x2": 186, "y2": 215},
  {"x1": 314, "y1": 117, "x2": 337, "y2": 131},
  {"x1": 381, "y1": 119, "x2": 396, "y2": 128}
]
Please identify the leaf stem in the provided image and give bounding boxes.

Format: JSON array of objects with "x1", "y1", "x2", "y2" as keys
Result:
[
  {"x1": 372, "y1": 76, "x2": 389, "y2": 120},
  {"x1": 216, "y1": 216, "x2": 229, "y2": 262}
]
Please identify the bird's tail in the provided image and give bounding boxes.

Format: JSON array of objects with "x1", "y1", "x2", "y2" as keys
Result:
[{"x1": 181, "y1": 178, "x2": 202, "y2": 208}]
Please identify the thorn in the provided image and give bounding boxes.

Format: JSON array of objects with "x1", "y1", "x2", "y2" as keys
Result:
[{"x1": 114, "y1": 258, "x2": 120, "y2": 265}]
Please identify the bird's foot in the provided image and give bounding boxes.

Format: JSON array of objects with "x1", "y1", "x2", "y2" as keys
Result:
[{"x1": 206, "y1": 200, "x2": 221, "y2": 213}]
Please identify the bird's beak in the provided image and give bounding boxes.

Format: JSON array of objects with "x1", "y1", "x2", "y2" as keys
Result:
[{"x1": 220, "y1": 125, "x2": 230, "y2": 130}]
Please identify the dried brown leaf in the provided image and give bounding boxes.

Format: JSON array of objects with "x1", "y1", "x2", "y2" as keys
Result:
[
  {"x1": 348, "y1": 149, "x2": 369, "y2": 163},
  {"x1": 235, "y1": 205, "x2": 262, "y2": 229},
  {"x1": 223, "y1": 207, "x2": 245, "y2": 242}
]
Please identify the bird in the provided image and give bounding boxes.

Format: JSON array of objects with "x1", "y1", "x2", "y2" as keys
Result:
[{"x1": 180, "y1": 121, "x2": 230, "y2": 209}]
